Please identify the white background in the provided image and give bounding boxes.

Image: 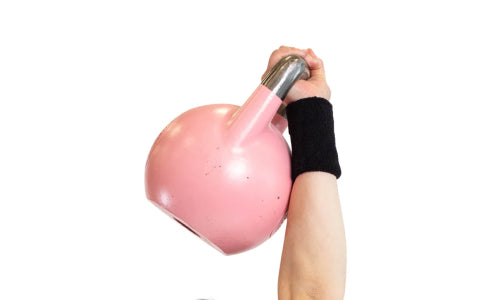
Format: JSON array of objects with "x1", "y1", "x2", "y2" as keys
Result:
[{"x1": 1, "y1": 0, "x2": 499, "y2": 299}]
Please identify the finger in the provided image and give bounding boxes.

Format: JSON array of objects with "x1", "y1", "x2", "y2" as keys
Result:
[
  {"x1": 262, "y1": 46, "x2": 308, "y2": 79},
  {"x1": 270, "y1": 46, "x2": 306, "y2": 67},
  {"x1": 263, "y1": 46, "x2": 301, "y2": 77},
  {"x1": 304, "y1": 48, "x2": 326, "y2": 78}
]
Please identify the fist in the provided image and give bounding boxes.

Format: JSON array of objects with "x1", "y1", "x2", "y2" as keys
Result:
[{"x1": 262, "y1": 46, "x2": 331, "y2": 105}]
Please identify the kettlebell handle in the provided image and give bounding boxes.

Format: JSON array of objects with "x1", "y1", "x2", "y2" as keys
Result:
[
  {"x1": 227, "y1": 55, "x2": 310, "y2": 143},
  {"x1": 261, "y1": 55, "x2": 310, "y2": 100}
]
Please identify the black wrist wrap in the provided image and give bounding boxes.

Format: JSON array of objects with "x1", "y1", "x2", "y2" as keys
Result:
[{"x1": 286, "y1": 97, "x2": 341, "y2": 181}]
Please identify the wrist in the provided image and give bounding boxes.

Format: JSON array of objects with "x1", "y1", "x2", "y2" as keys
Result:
[{"x1": 284, "y1": 87, "x2": 331, "y2": 105}]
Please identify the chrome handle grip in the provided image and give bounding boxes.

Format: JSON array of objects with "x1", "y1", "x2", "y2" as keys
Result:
[{"x1": 261, "y1": 55, "x2": 310, "y2": 100}]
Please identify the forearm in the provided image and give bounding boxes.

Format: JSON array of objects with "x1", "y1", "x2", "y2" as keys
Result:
[{"x1": 278, "y1": 171, "x2": 346, "y2": 300}]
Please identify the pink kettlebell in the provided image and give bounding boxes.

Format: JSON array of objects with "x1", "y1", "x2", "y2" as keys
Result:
[{"x1": 145, "y1": 55, "x2": 310, "y2": 255}]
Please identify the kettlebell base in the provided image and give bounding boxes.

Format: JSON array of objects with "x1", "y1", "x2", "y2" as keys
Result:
[{"x1": 147, "y1": 198, "x2": 226, "y2": 255}]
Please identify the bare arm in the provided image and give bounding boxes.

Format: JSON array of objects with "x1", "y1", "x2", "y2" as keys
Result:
[
  {"x1": 262, "y1": 47, "x2": 346, "y2": 300},
  {"x1": 278, "y1": 172, "x2": 346, "y2": 300}
]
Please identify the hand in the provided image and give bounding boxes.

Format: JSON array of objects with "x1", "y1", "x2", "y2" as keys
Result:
[{"x1": 262, "y1": 46, "x2": 331, "y2": 106}]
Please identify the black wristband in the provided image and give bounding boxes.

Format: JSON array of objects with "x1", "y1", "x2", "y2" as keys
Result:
[{"x1": 286, "y1": 97, "x2": 341, "y2": 181}]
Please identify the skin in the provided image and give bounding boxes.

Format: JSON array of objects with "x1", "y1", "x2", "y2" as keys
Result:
[{"x1": 262, "y1": 47, "x2": 346, "y2": 300}]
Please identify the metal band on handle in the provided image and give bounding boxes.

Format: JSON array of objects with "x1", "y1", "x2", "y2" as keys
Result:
[{"x1": 261, "y1": 55, "x2": 310, "y2": 118}]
